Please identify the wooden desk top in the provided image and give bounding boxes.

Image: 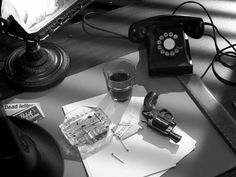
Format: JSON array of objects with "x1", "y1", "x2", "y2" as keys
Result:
[
  {"x1": 1, "y1": 0, "x2": 236, "y2": 112},
  {"x1": 1, "y1": 0, "x2": 236, "y2": 176}
]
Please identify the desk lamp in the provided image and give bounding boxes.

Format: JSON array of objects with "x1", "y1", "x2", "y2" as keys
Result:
[{"x1": 0, "y1": 0, "x2": 93, "y2": 91}]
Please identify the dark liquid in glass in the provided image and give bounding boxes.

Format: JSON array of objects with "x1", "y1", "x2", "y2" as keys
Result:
[{"x1": 108, "y1": 72, "x2": 133, "y2": 102}]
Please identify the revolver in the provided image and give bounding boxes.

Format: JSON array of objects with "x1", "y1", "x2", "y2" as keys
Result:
[{"x1": 142, "y1": 91, "x2": 182, "y2": 143}]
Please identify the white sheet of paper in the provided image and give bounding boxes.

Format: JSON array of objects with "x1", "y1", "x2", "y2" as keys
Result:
[
  {"x1": 84, "y1": 135, "x2": 176, "y2": 177},
  {"x1": 62, "y1": 85, "x2": 196, "y2": 177},
  {"x1": 63, "y1": 85, "x2": 147, "y2": 125}
]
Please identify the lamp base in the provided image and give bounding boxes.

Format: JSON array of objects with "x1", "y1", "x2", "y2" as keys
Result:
[{"x1": 4, "y1": 42, "x2": 70, "y2": 91}]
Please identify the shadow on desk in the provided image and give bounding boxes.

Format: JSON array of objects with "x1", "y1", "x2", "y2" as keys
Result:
[{"x1": 0, "y1": 23, "x2": 138, "y2": 101}]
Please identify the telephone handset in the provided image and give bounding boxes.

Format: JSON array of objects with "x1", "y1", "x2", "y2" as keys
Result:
[{"x1": 128, "y1": 15, "x2": 204, "y2": 76}]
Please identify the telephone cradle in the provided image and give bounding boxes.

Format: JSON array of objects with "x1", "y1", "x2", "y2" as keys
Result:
[{"x1": 128, "y1": 15, "x2": 204, "y2": 76}]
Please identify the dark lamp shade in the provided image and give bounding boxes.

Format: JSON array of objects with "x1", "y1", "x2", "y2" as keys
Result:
[{"x1": 0, "y1": 115, "x2": 64, "y2": 177}]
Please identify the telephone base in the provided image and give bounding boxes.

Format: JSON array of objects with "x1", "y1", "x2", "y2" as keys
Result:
[
  {"x1": 148, "y1": 61, "x2": 193, "y2": 76},
  {"x1": 148, "y1": 37, "x2": 193, "y2": 76}
]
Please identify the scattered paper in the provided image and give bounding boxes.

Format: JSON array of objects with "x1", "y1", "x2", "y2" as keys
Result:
[{"x1": 62, "y1": 85, "x2": 196, "y2": 177}]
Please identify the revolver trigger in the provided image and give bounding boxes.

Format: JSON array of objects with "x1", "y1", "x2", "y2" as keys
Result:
[{"x1": 141, "y1": 119, "x2": 147, "y2": 124}]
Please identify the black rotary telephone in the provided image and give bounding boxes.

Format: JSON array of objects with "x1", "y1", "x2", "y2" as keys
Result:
[{"x1": 128, "y1": 15, "x2": 204, "y2": 76}]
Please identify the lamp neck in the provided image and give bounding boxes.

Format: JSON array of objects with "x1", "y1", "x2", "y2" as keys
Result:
[{"x1": 22, "y1": 41, "x2": 47, "y2": 66}]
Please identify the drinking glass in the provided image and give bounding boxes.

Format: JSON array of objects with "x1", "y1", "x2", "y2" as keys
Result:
[{"x1": 103, "y1": 59, "x2": 136, "y2": 102}]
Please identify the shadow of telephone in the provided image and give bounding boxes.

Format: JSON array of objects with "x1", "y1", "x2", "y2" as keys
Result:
[{"x1": 128, "y1": 15, "x2": 205, "y2": 76}]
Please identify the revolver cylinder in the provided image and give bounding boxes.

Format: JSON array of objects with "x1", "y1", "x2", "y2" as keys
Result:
[{"x1": 142, "y1": 91, "x2": 182, "y2": 143}]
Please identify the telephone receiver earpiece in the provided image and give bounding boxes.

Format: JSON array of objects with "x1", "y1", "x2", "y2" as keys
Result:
[{"x1": 181, "y1": 17, "x2": 205, "y2": 39}]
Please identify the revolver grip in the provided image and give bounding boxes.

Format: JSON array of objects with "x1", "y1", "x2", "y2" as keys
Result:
[{"x1": 143, "y1": 91, "x2": 159, "y2": 111}]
